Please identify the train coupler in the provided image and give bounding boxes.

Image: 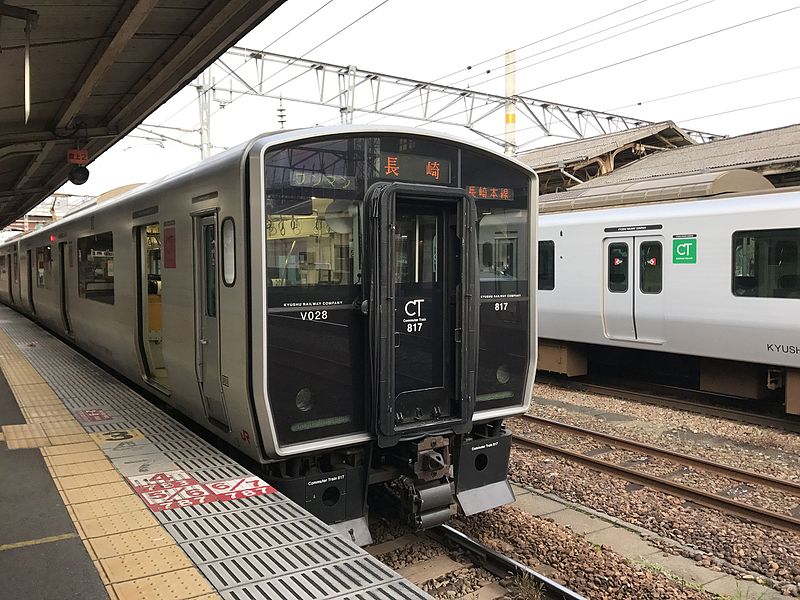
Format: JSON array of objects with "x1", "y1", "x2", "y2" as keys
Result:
[
  {"x1": 401, "y1": 477, "x2": 458, "y2": 529},
  {"x1": 399, "y1": 435, "x2": 458, "y2": 528},
  {"x1": 454, "y1": 428, "x2": 515, "y2": 515}
]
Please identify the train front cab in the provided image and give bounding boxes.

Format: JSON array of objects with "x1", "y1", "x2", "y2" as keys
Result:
[{"x1": 249, "y1": 131, "x2": 536, "y2": 532}]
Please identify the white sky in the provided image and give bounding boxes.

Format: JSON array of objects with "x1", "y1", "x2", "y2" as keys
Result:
[{"x1": 59, "y1": 0, "x2": 800, "y2": 196}]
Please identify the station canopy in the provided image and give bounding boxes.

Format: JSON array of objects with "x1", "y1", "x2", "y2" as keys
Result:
[{"x1": 0, "y1": 0, "x2": 285, "y2": 228}]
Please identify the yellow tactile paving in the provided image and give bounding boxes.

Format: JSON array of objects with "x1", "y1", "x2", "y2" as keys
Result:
[
  {"x1": 48, "y1": 433, "x2": 93, "y2": 445},
  {"x1": 50, "y1": 459, "x2": 115, "y2": 478},
  {"x1": 42, "y1": 421, "x2": 86, "y2": 437},
  {"x1": 47, "y1": 449, "x2": 107, "y2": 466},
  {"x1": 94, "y1": 559, "x2": 111, "y2": 585},
  {"x1": 70, "y1": 495, "x2": 148, "y2": 521},
  {"x1": 112, "y1": 567, "x2": 215, "y2": 600},
  {"x1": 2, "y1": 423, "x2": 50, "y2": 448},
  {"x1": 79, "y1": 510, "x2": 160, "y2": 539},
  {"x1": 42, "y1": 441, "x2": 98, "y2": 456},
  {"x1": 89, "y1": 527, "x2": 174, "y2": 560},
  {"x1": 101, "y1": 546, "x2": 194, "y2": 584},
  {"x1": 1, "y1": 365, "x2": 45, "y2": 386},
  {"x1": 63, "y1": 481, "x2": 136, "y2": 505},
  {"x1": 0, "y1": 329, "x2": 217, "y2": 599},
  {"x1": 20, "y1": 404, "x2": 73, "y2": 418},
  {"x1": 57, "y1": 470, "x2": 124, "y2": 491},
  {"x1": 12, "y1": 383, "x2": 64, "y2": 405}
]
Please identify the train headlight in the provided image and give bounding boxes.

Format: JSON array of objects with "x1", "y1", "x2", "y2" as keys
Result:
[
  {"x1": 496, "y1": 365, "x2": 511, "y2": 385},
  {"x1": 295, "y1": 387, "x2": 313, "y2": 412}
]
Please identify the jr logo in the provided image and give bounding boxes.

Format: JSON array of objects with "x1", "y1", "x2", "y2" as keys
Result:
[
  {"x1": 672, "y1": 238, "x2": 697, "y2": 264},
  {"x1": 404, "y1": 298, "x2": 424, "y2": 317}
]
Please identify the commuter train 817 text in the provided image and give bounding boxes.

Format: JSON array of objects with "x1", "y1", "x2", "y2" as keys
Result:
[{"x1": 0, "y1": 126, "x2": 537, "y2": 538}]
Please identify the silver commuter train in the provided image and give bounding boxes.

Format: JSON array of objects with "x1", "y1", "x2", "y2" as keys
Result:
[
  {"x1": 0, "y1": 126, "x2": 537, "y2": 535},
  {"x1": 536, "y1": 169, "x2": 800, "y2": 416}
]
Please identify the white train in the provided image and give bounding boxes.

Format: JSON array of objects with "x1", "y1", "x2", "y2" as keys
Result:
[
  {"x1": 536, "y1": 169, "x2": 800, "y2": 415},
  {"x1": 0, "y1": 126, "x2": 538, "y2": 535}
]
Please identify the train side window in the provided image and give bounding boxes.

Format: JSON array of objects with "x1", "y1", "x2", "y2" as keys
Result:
[
  {"x1": 733, "y1": 228, "x2": 800, "y2": 298},
  {"x1": 608, "y1": 242, "x2": 629, "y2": 293},
  {"x1": 538, "y1": 240, "x2": 555, "y2": 290},
  {"x1": 35, "y1": 245, "x2": 52, "y2": 289},
  {"x1": 221, "y1": 218, "x2": 235, "y2": 286},
  {"x1": 639, "y1": 241, "x2": 662, "y2": 294},
  {"x1": 77, "y1": 232, "x2": 114, "y2": 304}
]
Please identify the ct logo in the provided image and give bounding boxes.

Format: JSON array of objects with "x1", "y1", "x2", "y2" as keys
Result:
[
  {"x1": 404, "y1": 298, "x2": 424, "y2": 317},
  {"x1": 676, "y1": 242, "x2": 692, "y2": 256}
]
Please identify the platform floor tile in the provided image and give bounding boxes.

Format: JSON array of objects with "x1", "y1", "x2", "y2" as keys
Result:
[
  {"x1": 80, "y1": 510, "x2": 161, "y2": 539},
  {"x1": 101, "y1": 545, "x2": 195, "y2": 583},
  {"x1": 47, "y1": 448, "x2": 107, "y2": 466},
  {"x1": 50, "y1": 458, "x2": 116, "y2": 477},
  {"x1": 111, "y1": 567, "x2": 215, "y2": 600},
  {"x1": 70, "y1": 495, "x2": 148, "y2": 521},
  {"x1": 89, "y1": 526, "x2": 175, "y2": 560},
  {"x1": 58, "y1": 469, "x2": 125, "y2": 490},
  {"x1": 2, "y1": 422, "x2": 49, "y2": 448}
]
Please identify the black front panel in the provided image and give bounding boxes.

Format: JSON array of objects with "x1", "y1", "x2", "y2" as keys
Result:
[
  {"x1": 463, "y1": 151, "x2": 532, "y2": 412},
  {"x1": 264, "y1": 134, "x2": 532, "y2": 448},
  {"x1": 264, "y1": 138, "x2": 366, "y2": 446}
]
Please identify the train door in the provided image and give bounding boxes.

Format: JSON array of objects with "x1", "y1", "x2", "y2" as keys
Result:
[
  {"x1": 26, "y1": 249, "x2": 35, "y2": 314},
  {"x1": 603, "y1": 238, "x2": 635, "y2": 340},
  {"x1": 367, "y1": 184, "x2": 478, "y2": 447},
  {"x1": 7, "y1": 254, "x2": 13, "y2": 303},
  {"x1": 58, "y1": 242, "x2": 72, "y2": 335},
  {"x1": 602, "y1": 236, "x2": 665, "y2": 343},
  {"x1": 633, "y1": 236, "x2": 665, "y2": 343},
  {"x1": 194, "y1": 215, "x2": 228, "y2": 428},
  {"x1": 136, "y1": 224, "x2": 170, "y2": 391}
]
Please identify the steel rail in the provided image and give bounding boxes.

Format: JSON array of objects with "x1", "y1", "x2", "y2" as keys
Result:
[
  {"x1": 516, "y1": 415, "x2": 800, "y2": 496},
  {"x1": 536, "y1": 377, "x2": 800, "y2": 434},
  {"x1": 435, "y1": 523, "x2": 587, "y2": 600},
  {"x1": 511, "y1": 433, "x2": 800, "y2": 533}
]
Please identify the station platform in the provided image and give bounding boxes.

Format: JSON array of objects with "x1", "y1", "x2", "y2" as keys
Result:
[{"x1": 0, "y1": 306, "x2": 430, "y2": 600}]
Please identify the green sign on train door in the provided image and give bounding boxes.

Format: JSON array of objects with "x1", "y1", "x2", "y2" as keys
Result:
[{"x1": 673, "y1": 238, "x2": 697, "y2": 263}]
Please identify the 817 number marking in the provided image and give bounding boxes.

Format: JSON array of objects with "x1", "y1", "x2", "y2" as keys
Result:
[{"x1": 494, "y1": 302, "x2": 508, "y2": 311}]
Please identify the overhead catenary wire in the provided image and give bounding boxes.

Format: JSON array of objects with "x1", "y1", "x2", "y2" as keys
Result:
[
  {"x1": 445, "y1": 0, "x2": 698, "y2": 89},
  {"x1": 607, "y1": 64, "x2": 800, "y2": 111},
  {"x1": 520, "y1": 4, "x2": 800, "y2": 94},
  {"x1": 677, "y1": 95, "x2": 800, "y2": 124},
  {"x1": 415, "y1": 4, "x2": 799, "y2": 131},
  {"x1": 433, "y1": 0, "x2": 653, "y2": 85},
  {"x1": 362, "y1": 0, "x2": 716, "y2": 127},
  {"x1": 318, "y1": 0, "x2": 675, "y2": 127}
]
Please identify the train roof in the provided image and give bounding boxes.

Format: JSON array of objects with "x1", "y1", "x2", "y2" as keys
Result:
[{"x1": 538, "y1": 169, "x2": 776, "y2": 214}]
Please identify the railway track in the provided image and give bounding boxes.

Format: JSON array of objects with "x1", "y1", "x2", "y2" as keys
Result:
[
  {"x1": 537, "y1": 375, "x2": 800, "y2": 434},
  {"x1": 368, "y1": 523, "x2": 586, "y2": 600},
  {"x1": 510, "y1": 414, "x2": 800, "y2": 533}
]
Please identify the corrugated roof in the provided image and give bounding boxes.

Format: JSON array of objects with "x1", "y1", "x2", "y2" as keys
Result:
[
  {"x1": 539, "y1": 169, "x2": 774, "y2": 213},
  {"x1": 0, "y1": 0, "x2": 285, "y2": 228},
  {"x1": 577, "y1": 123, "x2": 800, "y2": 186},
  {"x1": 516, "y1": 121, "x2": 695, "y2": 170}
]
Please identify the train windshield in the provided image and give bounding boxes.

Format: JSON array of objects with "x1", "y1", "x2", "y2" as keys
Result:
[{"x1": 263, "y1": 134, "x2": 532, "y2": 446}]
